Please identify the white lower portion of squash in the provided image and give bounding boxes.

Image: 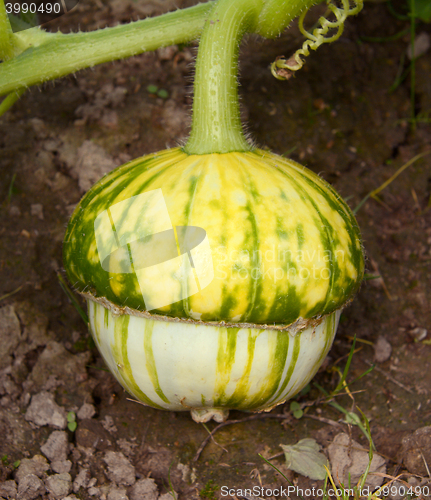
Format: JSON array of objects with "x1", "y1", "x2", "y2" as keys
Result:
[{"x1": 88, "y1": 299, "x2": 340, "y2": 422}]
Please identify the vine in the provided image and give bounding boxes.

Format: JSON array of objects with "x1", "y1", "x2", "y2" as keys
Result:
[{"x1": 271, "y1": 0, "x2": 363, "y2": 80}]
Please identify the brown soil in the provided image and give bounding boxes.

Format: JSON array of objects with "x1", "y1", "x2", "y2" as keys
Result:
[{"x1": 1, "y1": 0, "x2": 431, "y2": 499}]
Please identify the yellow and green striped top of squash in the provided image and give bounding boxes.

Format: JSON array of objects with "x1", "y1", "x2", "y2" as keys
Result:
[{"x1": 63, "y1": 147, "x2": 364, "y2": 326}]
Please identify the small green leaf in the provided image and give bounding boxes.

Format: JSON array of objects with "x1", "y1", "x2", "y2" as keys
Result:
[
  {"x1": 67, "y1": 411, "x2": 76, "y2": 423},
  {"x1": 281, "y1": 438, "x2": 328, "y2": 480},
  {"x1": 13, "y1": 460, "x2": 21, "y2": 469},
  {"x1": 363, "y1": 274, "x2": 380, "y2": 281},
  {"x1": 411, "y1": 0, "x2": 431, "y2": 22},
  {"x1": 157, "y1": 89, "x2": 169, "y2": 99},
  {"x1": 147, "y1": 84, "x2": 158, "y2": 94},
  {"x1": 290, "y1": 401, "x2": 303, "y2": 419},
  {"x1": 345, "y1": 411, "x2": 362, "y2": 426},
  {"x1": 68, "y1": 421, "x2": 77, "y2": 432}
]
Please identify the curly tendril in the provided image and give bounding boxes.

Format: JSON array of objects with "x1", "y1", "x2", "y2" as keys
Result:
[{"x1": 271, "y1": 0, "x2": 363, "y2": 80}]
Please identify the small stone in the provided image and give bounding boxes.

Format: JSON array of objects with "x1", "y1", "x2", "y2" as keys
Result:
[
  {"x1": 77, "y1": 402, "x2": 96, "y2": 420},
  {"x1": 42, "y1": 374, "x2": 64, "y2": 392},
  {"x1": 27, "y1": 341, "x2": 91, "y2": 399},
  {"x1": 328, "y1": 433, "x2": 386, "y2": 489},
  {"x1": 88, "y1": 478, "x2": 97, "y2": 488},
  {"x1": 1, "y1": 374, "x2": 21, "y2": 399},
  {"x1": 14, "y1": 301, "x2": 51, "y2": 357},
  {"x1": 73, "y1": 468, "x2": 90, "y2": 493},
  {"x1": 103, "y1": 451, "x2": 136, "y2": 486},
  {"x1": 51, "y1": 459, "x2": 72, "y2": 473},
  {"x1": 41, "y1": 430, "x2": 68, "y2": 461},
  {"x1": 9, "y1": 205, "x2": 21, "y2": 217},
  {"x1": 117, "y1": 438, "x2": 137, "y2": 458},
  {"x1": 15, "y1": 455, "x2": 50, "y2": 483},
  {"x1": 374, "y1": 336, "x2": 392, "y2": 363},
  {"x1": 101, "y1": 415, "x2": 117, "y2": 434},
  {"x1": 128, "y1": 478, "x2": 158, "y2": 500},
  {"x1": 17, "y1": 474, "x2": 45, "y2": 500},
  {"x1": 176, "y1": 463, "x2": 190, "y2": 482},
  {"x1": 407, "y1": 32, "x2": 430, "y2": 60},
  {"x1": 45, "y1": 472, "x2": 72, "y2": 499},
  {"x1": 401, "y1": 426, "x2": 431, "y2": 476},
  {"x1": 410, "y1": 327, "x2": 428, "y2": 341},
  {"x1": 108, "y1": 486, "x2": 129, "y2": 500},
  {"x1": 0, "y1": 304, "x2": 22, "y2": 370},
  {"x1": 30, "y1": 204, "x2": 44, "y2": 220},
  {"x1": 71, "y1": 141, "x2": 117, "y2": 193},
  {"x1": 25, "y1": 391, "x2": 67, "y2": 429},
  {"x1": 88, "y1": 486, "x2": 100, "y2": 496},
  {"x1": 63, "y1": 496, "x2": 79, "y2": 500},
  {"x1": 0, "y1": 480, "x2": 17, "y2": 499}
]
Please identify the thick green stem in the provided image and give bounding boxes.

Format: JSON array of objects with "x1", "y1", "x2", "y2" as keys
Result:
[
  {"x1": 0, "y1": 2, "x2": 213, "y2": 97},
  {"x1": 184, "y1": 0, "x2": 325, "y2": 154},
  {"x1": 184, "y1": 0, "x2": 264, "y2": 155},
  {"x1": 256, "y1": 0, "x2": 320, "y2": 38}
]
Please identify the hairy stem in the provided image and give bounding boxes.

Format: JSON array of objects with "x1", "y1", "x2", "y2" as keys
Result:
[
  {"x1": 0, "y1": 2, "x2": 213, "y2": 97},
  {"x1": 184, "y1": 0, "x2": 264, "y2": 154},
  {"x1": 256, "y1": 0, "x2": 320, "y2": 38},
  {"x1": 184, "y1": 0, "x2": 326, "y2": 154}
]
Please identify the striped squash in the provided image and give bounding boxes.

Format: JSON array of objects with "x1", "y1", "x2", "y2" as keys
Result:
[
  {"x1": 89, "y1": 299, "x2": 340, "y2": 422},
  {"x1": 63, "y1": 148, "x2": 364, "y2": 421}
]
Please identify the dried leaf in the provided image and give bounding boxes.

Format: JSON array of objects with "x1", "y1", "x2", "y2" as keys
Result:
[{"x1": 281, "y1": 438, "x2": 328, "y2": 480}]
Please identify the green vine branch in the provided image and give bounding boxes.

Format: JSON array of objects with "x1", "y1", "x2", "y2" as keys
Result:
[
  {"x1": 271, "y1": 0, "x2": 363, "y2": 80},
  {"x1": 256, "y1": 0, "x2": 320, "y2": 38},
  {"x1": 1, "y1": 0, "x2": 364, "y2": 116},
  {"x1": 0, "y1": 2, "x2": 213, "y2": 98}
]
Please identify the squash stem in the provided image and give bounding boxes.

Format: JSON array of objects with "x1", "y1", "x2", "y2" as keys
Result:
[
  {"x1": 184, "y1": 0, "x2": 264, "y2": 155},
  {"x1": 184, "y1": 0, "x2": 320, "y2": 155}
]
